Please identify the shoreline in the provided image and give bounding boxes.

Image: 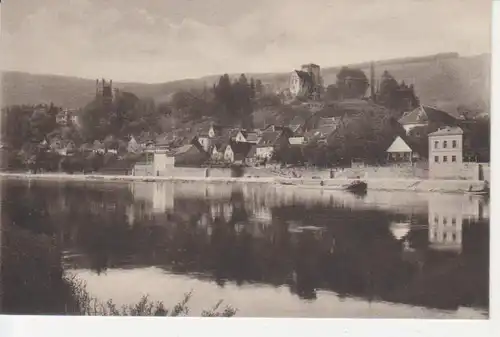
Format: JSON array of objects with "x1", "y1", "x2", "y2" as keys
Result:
[{"x1": 0, "y1": 172, "x2": 487, "y2": 195}]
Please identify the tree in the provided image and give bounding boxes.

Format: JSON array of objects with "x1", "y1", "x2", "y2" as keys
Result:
[
  {"x1": 255, "y1": 79, "x2": 263, "y2": 96},
  {"x1": 250, "y1": 78, "x2": 256, "y2": 99},
  {"x1": 377, "y1": 71, "x2": 419, "y2": 114},
  {"x1": 336, "y1": 67, "x2": 369, "y2": 100},
  {"x1": 325, "y1": 84, "x2": 340, "y2": 101}
]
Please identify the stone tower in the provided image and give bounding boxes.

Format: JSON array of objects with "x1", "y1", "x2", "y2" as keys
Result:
[
  {"x1": 301, "y1": 63, "x2": 321, "y2": 87},
  {"x1": 96, "y1": 78, "x2": 114, "y2": 104}
]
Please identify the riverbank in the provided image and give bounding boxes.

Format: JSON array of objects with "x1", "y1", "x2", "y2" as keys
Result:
[{"x1": 0, "y1": 172, "x2": 488, "y2": 194}]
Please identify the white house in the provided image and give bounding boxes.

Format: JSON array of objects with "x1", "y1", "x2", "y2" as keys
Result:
[
  {"x1": 289, "y1": 136, "x2": 305, "y2": 145},
  {"x1": 428, "y1": 126, "x2": 464, "y2": 179},
  {"x1": 386, "y1": 136, "x2": 415, "y2": 162},
  {"x1": 224, "y1": 145, "x2": 234, "y2": 162}
]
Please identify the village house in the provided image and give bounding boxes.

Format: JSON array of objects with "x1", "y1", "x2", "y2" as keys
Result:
[
  {"x1": 428, "y1": 126, "x2": 464, "y2": 178},
  {"x1": 127, "y1": 136, "x2": 142, "y2": 154},
  {"x1": 398, "y1": 105, "x2": 457, "y2": 135},
  {"x1": 92, "y1": 140, "x2": 105, "y2": 154},
  {"x1": 49, "y1": 138, "x2": 76, "y2": 156},
  {"x1": 56, "y1": 108, "x2": 78, "y2": 126},
  {"x1": 197, "y1": 124, "x2": 232, "y2": 152},
  {"x1": 209, "y1": 138, "x2": 229, "y2": 162},
  {"x1": 223, "y1": 141, "x2": 254, "y2": 164},
  {"x1": 233, "y1": 130, "x2": 259, "y2": 144},
  {"x1": 303, "y1": 125, "x2": 336, "y2": 144},
  {"x1": 173, "y1": 142, "x2": 209, "y2": 167},
  {"x1": 255, "y1": 130, "x2": 290, "y2": 160}
]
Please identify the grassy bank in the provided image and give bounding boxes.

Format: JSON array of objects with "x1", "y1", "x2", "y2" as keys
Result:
[{"x1": 1, "y1": 223, "x2": 236, "y2": 316}]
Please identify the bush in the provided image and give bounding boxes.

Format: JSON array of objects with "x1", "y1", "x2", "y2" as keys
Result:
[
  {"x1": 64, "y1": 277, "x2": 237, "y2": 317},
  {"x1": 1, "y1": 223, "x2": 237, "y2": 316}
]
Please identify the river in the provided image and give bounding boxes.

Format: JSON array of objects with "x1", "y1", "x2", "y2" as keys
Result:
[{"x1": 0, "y1": 179, "x2": 489, "y2": 318}]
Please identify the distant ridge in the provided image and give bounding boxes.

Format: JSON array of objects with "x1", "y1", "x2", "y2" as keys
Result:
[{"x1": 1, "y1": 52, "x2": 490, "y2": 115}]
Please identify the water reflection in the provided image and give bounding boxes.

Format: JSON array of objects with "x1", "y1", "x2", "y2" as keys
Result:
[{"x1": 1, "y1": 179, "x2": 489, "y2": 318}]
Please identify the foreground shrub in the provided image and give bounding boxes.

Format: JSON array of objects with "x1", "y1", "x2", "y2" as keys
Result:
[
  {"x1": 1, "y1": 223, "x2": 236, "y2": 317},
  {"x1": 64, "y1": 275, "x2": 237, "y2": 317}
]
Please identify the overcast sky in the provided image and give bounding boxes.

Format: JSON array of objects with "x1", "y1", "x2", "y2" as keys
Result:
[{"x1": 0, "y1": 0, "x2": 492, "y2": 83}]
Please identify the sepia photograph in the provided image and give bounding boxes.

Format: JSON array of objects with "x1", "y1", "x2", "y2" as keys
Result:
[{"x1": 0, "y1": 0, "x2": 496, "y2": 333}]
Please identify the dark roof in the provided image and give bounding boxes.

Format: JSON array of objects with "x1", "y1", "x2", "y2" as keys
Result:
[
  {"x1": 398, "y1": 105, "x2": 457, "y2": 126},
  {"x1": 211, "y1": 137, "x2": 230, "y2": 151},
  {"x1": 257, "y1": 131, "x2": 282, "y2": 146},
  {"x1": 305, "y1": 125, "x2": 335, "y2": 139},
  {"x1": 245, "y1": 132, "x2": 259, "y2": 142},
  {"x1": 229, "y1": 141, "x2": 254, "y2": 160},
  {"x1": 289, "y1": 116, "x2": 306, "y2": 126},
  {"x1": 246, "y1": 145, "x2": 257, "y2": 158},
  {"x1": 289, "y1": 124, "x2": 303, "y2": 134}
]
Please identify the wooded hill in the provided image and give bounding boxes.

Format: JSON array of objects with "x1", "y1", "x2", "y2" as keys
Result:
[{"x1": 2, "y1": 53, "x2": 491, "y2": 115}]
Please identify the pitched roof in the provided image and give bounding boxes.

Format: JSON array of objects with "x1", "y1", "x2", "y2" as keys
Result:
[
  {"x1": 174, "y1": 144, "x2": 195, "y2": 155},
  {"x1": 155, "y1": 133, "x2": 174, "y2": 146},
  {"x1": 258, "y1": 131, "x2": 282, "y2": 146},
  {"x1": 246, "y1": 145, "x2": 257, "y2": 158},
  {"x1": 211, "y1": 136, "x2": 229, "y2": 151},
  {"x1": 289, "y1": 124, "x2": 303, "y2": 134},
  {"x1": 229, "y1": 141, "x2": 254, "y2": 160},
  {"x1": 289, "y1": 116, "x2": 306, "y2": 126},
  {"x1": 245, "y1": 132, "x2": 259, "y2": 142},
  {"x1": 428, "y1": 126, "x2": 464, "y2": 137},
  {"x1": 305, "y1": 125, "x2": 335, "y2": 139},
  {"x1": 398, "y1": 105, "x2": 457, "y2": 126},
  {"x1": 386, "y1": 136, "x2": 413, "y2": 153}
]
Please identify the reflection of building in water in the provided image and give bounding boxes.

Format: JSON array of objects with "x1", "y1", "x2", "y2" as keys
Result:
[
  {"x1": 152, "y1": 183, "x2": 174, "y2": 213},
  {"x1": 223, "y1": 203, "x2": 233, "y2": 222},
  {"x1": 209, "y1": 202, "x2": 233, "y2": 222},
  {"x1": 252, "y1": 207, "x2": 272, "y2": 223},
  {"x1": 126, "y1": 182, "x2": 175, "y2": 226},
  {"x1": 129, "y1": 182, "x2": 174, "y2": 214},
  {"x1": 427, "y1": 194, "x2": 488, "y2": 253},
  {"x1": 390, "y1": 221, "x2": 411, "y2": 241}
]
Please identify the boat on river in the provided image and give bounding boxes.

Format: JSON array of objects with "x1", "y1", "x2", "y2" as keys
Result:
[
  {"x1": 342, "y1": 180, "x2": 368, "y2": 193},
  {"x1": 466, "y1": 181, "x2": 489, "y2": 196}
]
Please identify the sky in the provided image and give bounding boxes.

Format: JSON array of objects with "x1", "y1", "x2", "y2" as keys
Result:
[{"x1": 0, "y1": 0, "x2": 492, "y2": 83}]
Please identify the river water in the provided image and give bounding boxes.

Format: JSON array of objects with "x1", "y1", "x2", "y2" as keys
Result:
[{"x1": 1, "y1": 179, "x2": 489, "y2": 318}]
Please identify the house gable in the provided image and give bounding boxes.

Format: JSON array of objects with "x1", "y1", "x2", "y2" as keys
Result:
[{"x1": 386, "y1": 136, "x2": 412, "y2": 153}]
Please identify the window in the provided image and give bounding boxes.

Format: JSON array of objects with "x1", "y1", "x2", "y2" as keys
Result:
[
  {"x1": 452, "y1": 233, "x2": 456, "y2": 241},
  {"x1": 452, "y1": 155, "x2": 457, "y2": 162},
  {"x1": 452, "y1": 217, "x2": 456, "y2": 225},
  {"x1": 434, "y1": 156, "x2": 439, "y2": 163},
  {"x1": 443, "y1": 217, "x2": 447, "y2": 225},
  {"x1": 443, "y1": 140, "x2": 447, "y2": 148},
  {"x1": 434, "y1": 141, "x2": 439, "y2": 149},
  {"x1": 443, "y1": 232, "x2": 448, "y2": 241},
  {"x1": 434, "y1": 215, "x2": 439, "y2": 224},
  {"x1": 452, "y1": 140, "x2": 457, "y2": 148},
  {"x1": 443, "y1": 156, "x2": 448, "y2": 162}
]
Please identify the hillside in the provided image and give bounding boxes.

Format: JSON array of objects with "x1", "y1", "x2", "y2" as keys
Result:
[{"x1": 1, "y1": 53, "x2": 491, "y2": 115}]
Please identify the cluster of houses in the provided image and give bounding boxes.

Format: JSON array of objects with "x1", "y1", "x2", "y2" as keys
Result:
[
  {"x1": 123, "y1": 100, "x2": 487, "y2": 172},
  {"x1": 128, "y1": 122, "x2": 300, "y2": 167}
]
